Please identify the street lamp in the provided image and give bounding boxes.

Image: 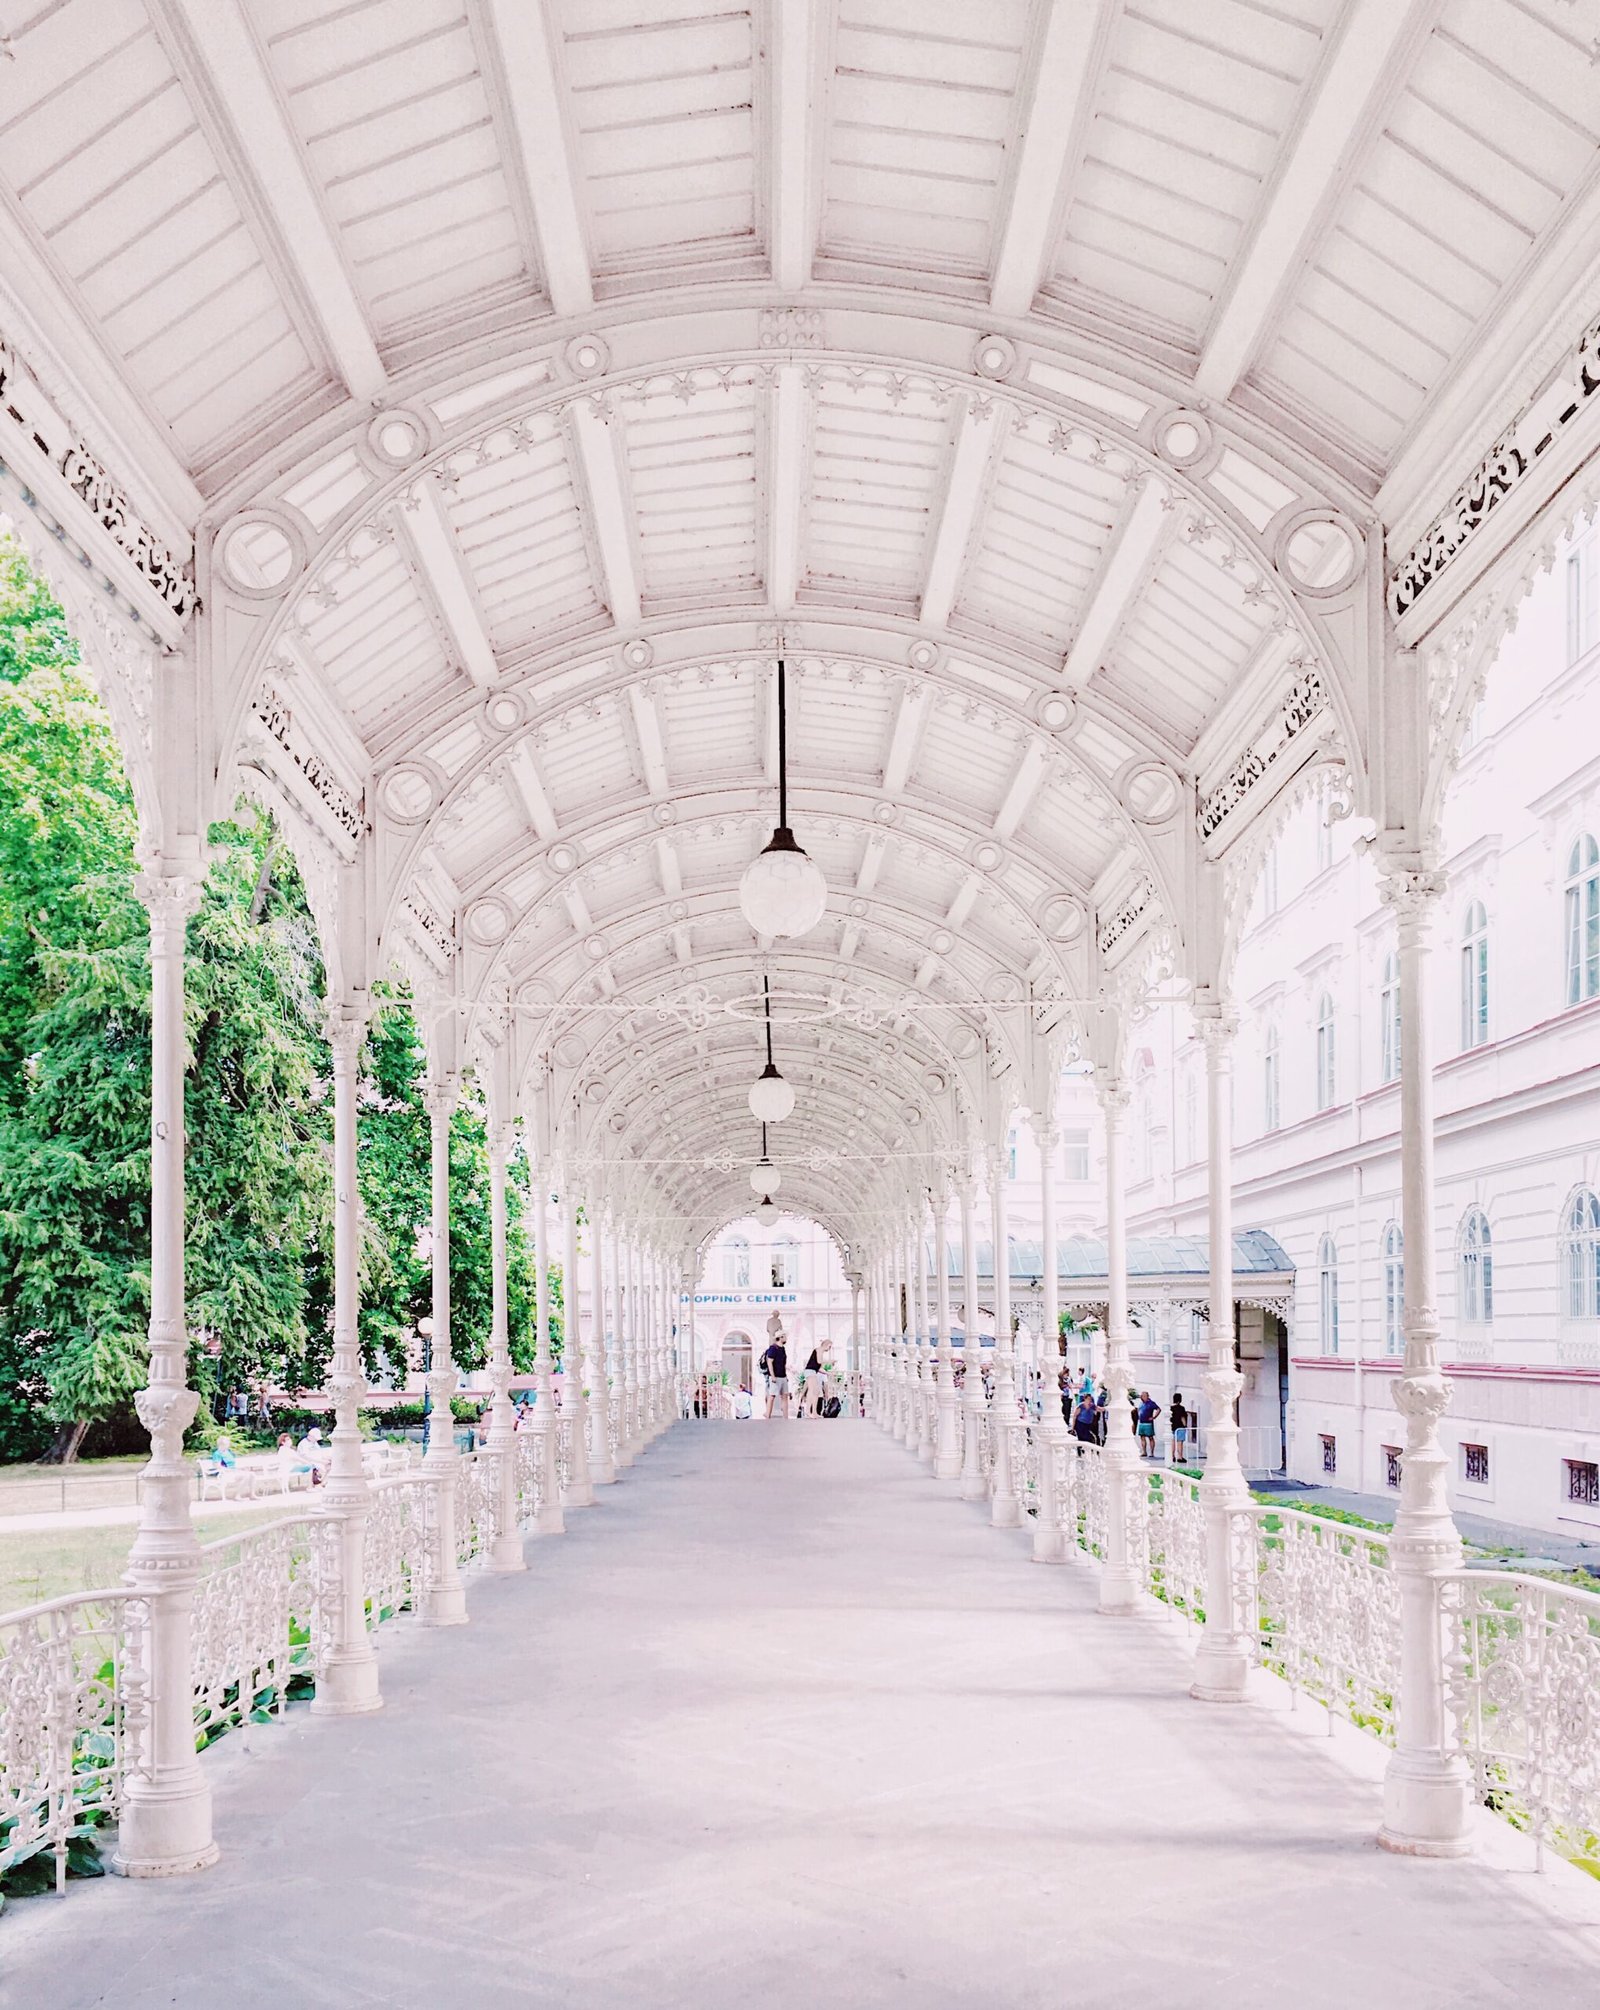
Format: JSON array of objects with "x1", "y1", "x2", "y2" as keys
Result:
[{"x1": 750, "y1": 1120, "x2": 781, "y2": 1195}]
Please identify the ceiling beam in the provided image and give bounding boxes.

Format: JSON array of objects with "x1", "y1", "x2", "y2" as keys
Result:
[
  {"x1": 855, "y1": 832, "x2": 886, "y2": 895},
  {"x1": 988, "y1": 0, "x2": 1120, "y2": 318},
  {"x1": 1060, "y1": 477, "x2": 1172, "y2": 689},
  {"x1": 0, "y1": 207, "x2": 203, "y2": 542},
  {"x1": 506, "y1": 739, "x2": 559, "y2": 843},
  {"x1": 478, "y1": 0, "x2": 595, "y2": 318},
  {"x1": 162, "y1": 0, "x2": 386, "y2": 401},
  {"x1": 394, "y1": 476, "x2": 498, "y2": 687},
  {"x1": 768, "y1": 0, "x2": 821, "y2": 291},
  {"x1": 946, "y1": 876, "x2": 981, "y2": 929},
  {"x1": 627, "y1": 684, "x2": 671, "y2": 797},
  {"x1": 765, "y1": 365, "x2": 809, "y2": 613},
  {"x1": 1195, "y1": 0, "x2": 1441, "y2": 403},
  {"x1": 920, "y1": 398, "x2": 1006, "y2": 630},
  {"x1": 993, "y1": 739, "x2": 1049, "y2": 842},
  {"x1": 655, "y1": 834, "x2": 683, "y2": 897},
  {"x1": 569, "y1": 401, "x2": 642, "y2": 629},
  {"x1": 563, "y1": 884, "x2": 594, "y2": 934},
  {"x1": 881, "y1": 680, "x2": 932, "y2": 796}
]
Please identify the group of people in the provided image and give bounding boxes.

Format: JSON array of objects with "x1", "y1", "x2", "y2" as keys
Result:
[
  {"x1": 1061, "y1": 1375, "x2": 1190, "y2": 1461},
  {"x1": 757, "y1": 1316, "x2": 838, "y2": 1420}
]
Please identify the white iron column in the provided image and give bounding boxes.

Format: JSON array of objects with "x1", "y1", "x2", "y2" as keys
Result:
[
  {"x1": 560, "y1": 1175, "x2": 593, "y2": 1505},
  {"x1": 1379, "y1": 867, "x2": 1472, "y2": 1855},
  {"x1": 1096, "y1": 1077, "x2": 1141, "y2": 1613},
  {"x1": 314, "y1": 1009, "x2": 386, "y2": 1706},
  {"x1": 933, "y1": 1185, "x2": 961, "y2": 1479},
  {"x1": 988, "y1": 1145, "x2": 1021, "y2": 1527},
  {"x1": 484, "y1": 1124, "x2": 525, "y2": 1572},
  {"x1": 958, "y1": 1166, "x2": 987, "y2": 1501},
  {"x1": 588, "y1": 1197, "x2": 615, "y2": 1483},
  {"x1": 913, "y1": 1216, "x2": 934, "y2": 1463},
  {"x1": 1192, "y1": 1009, "x2": 1252, "y2": 1696},
  {"x1": 114, "y1": 869, "x2": 216, "y2": 1876},
  {"x1": 625, "y1": 1233, "x2": 643, "y2": 1456},
  {"x1": 531, "y1": 1162, "x2": 564, "y2": 1534},
  {"x1": 892, "y1": 1236, "x2": 909, "y2": 1444},
  {"x1": 1032, "y1": 1119, "x2": 1068, "y2": 1563},
  {"x1": 422, "y1": 1077, "x2": 468, "y2": 1623}
]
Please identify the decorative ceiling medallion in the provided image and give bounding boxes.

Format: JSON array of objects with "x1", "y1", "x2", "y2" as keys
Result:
[
  {"x1": 620, "y1": 637, "x2": 654, "y2": 670},
  {"x1": 872, "y1": 800, "x2": 897, "y2": 824},
  {"x1": 1153, "y1": 408, "x2": 1212, "y2": 471},
  {"x1": 848, "y1": 898, "x2": 867, "y2": 918},
  {"x1": 565, "y1": 334, "x2": 611, "y2": 379},
  {"x1": 1276, "y1": 507, "x2": 1363, "y2": 598},
  {"x1": 583, "y1": 935, "x2": 607, "y2": 961},
  {"x1": 1038, "y1": 894, "x2": 1086, "y2": 944},
  {"x1": 971, "y1": 839, "x2": 1003, "y2": 872},
  {"x1": 482, "y1": 690, "x2": 526, "y2": 735},
  {"x1": 1037, "y1": 691, "x2": 1075, "y2": 732},
  {"x1": 378, "y1": 762, "x2": 439, "y2": 823},
  {"x1": 217, "y1": 508, "x2": 305, "y2": 599},
  {"x1": 972, "y1": 334, "x2": 1018, "y2": 381},
  {"x1": 984, "y1": 971, "x2": 1025, "y2": 1004},
  {"x1": 930, "y1": 929, "x2": 953, "y2": 955},
  {"x1": 464, "y1": 897, "x2": 511, "y2": 946},
  {"x1": 1120, "y1": 760, "x2": 1182, "y2": 826},
  {"x1": 547, "y1": 842, "x2": 579, "y2": 874},
  {"x1": 366, "y1": 408, "x2": 430, "y2": 468},
  {"x1": 949, "y1": 1025, "x2": 981, "y2": 1060},
  {"x1": 652, "y1": 802, "x2": 676, "y2": 825},
  {"x1": 906, "y1": 638, "x2": 941, "y2": 672},
  {"x1": 923, "y1": 1068, "x2": 948, "y2": 1095}
]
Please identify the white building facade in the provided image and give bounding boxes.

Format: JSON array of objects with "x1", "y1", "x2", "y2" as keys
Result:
[
  {"x1": 692, "y1": 1216, "x2": 854, "y2": 1388},
  {"x1": 1120, "y1": 532, "x2": 1600, "y2": 1539}
]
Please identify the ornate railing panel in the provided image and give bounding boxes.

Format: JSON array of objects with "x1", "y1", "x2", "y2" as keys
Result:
[
  {"x1": 514, "y1": 1428, "x2": 545, "y2": 1525},
  {"x1": 455, "y1": 1452, "x2": 500, "y2": 1568},
  {"x1": 556, "y1": 1418, "x2": 573, "y2": 1495},
  {"x1": 1016, "y1": 1426, "x2": 1040, "y2": 1517},
  {"x1": 191, "y1": 1517, "x2": 331, "y2": 1743},
  {"x1": 363, "y1": 1474, "x2": 433, "y2": 1625},
  {"x1": 0, "y1": 1589, "x2": 149, "y2": 1891},
  {"x1": 1244, "y1": 1505, "x2": 1400, "y2": 1741},
  {"x1": 1060, "y1": 1442, "x2": 1106, "y2": 1558},
  {"x1": 1144, "y1": 1469, "x2": 1207, "y2": 1622},
  {"x1": 1444, "y1": 1569, "x2": 1600, "y2": 1866}
]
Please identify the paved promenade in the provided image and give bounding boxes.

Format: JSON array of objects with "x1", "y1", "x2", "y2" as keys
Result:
[{"x1": 6, "y1": 1420, "x2": 1600, "y2": 2008}]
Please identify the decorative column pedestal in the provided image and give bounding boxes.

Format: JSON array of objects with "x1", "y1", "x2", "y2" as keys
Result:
[
  {"x1": 1095, "y1": 1076, "x2": 1141, "y2": 1615},
  {"x1": 1191, "y1": 1008, "x2": 1253, "y2": 1700},
  {"x1": 1377, "y1": 864, "x2": 1473, "y2": 1856},
  {"x1": 314, "y1": 1007, "x2": 388, "y2": 1701},
  {"x1": 113, "y1": 866, "x2": 217, "y2": 1877}
]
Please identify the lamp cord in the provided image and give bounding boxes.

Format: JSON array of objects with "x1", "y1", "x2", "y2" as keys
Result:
[
  {"x1": 763, "y1": 972, "x2": 774, "y2": 1066},
  {"x1": 777, "y1": 656, "x2": 788, "y2": 831}
]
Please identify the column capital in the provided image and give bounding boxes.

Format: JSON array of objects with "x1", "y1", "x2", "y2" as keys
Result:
[
  {"x1": 1093, "y1": 1067, "x2": 1129, "y2": 1115},
  {"x1": 325, "y1": 1008, "x2": 367, "y2": 1070},
  {"x1": 1377, "y1": 857, "x2": 1448, "y2": 925},
  {"x1": 134, "y1": 865, "x2": 206, "y2": 929},
  {"x1": 1192, "y1": 1002, "x2": 1239, "y2": 1052},
  {"x1": 422, "y1": 1074, "x2": 459, "y2": 1122}
]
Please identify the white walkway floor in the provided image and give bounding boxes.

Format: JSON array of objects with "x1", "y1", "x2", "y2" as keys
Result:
[{"x1": 7, "y1": 1421, "x2": 1600, "y2": 2008}]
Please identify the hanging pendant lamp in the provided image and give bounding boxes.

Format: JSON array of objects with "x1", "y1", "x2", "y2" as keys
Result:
[
  {"x1": 748, "y1": 972, "x2": 796, "y2": 1123},
  {"x1": 754, "y1": 1195, "x2": 780, "y2": 1228},
  {"x1": 750, "y1": 1120, "x2": 782, "y2": 1195},
  {"x1": 739, "y1": 657, "x2": 828, "y2": 939}
]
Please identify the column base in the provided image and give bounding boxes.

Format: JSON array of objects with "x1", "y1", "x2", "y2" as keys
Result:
[
  {"x1": 110, "y1": 1785, "x2": 219, "y2": 1880},
  {"x1": 933, "y1": 1453, "x2": 961, "y2": 1481},
  {"x1": 990, "y1": 1494, "x2": 1022, "y2": 1529},
  {"x1": 591, "y1": 1462, "x2": 618, "y2": 1485},
  {"x1": 424, "y1": 1585, "x2": 468, "y2": 1626},
  {"x1": 1096, "y1": 1566, "x2": 1142, "y2": 1614},
  {"x1": 535, "y1": 1503, "x2": 566, "y2": 1536},
  {"x1": 959, "y1": 1474, "x2": 986, "y2": 1502},
  {"x1": 563, "y1": 1481, "x2": 595, "y2": 1508},
  {"x1": 488, "y1": 1532, "x2": 527, "y2": 1573},
  {"x1": 1190, "y1": 1634, "x2": 1253, "y2": 1702},
  {"x1": 1378, "y1": 1752, "x2": 1474, "y2": 1857},
  {"x1": 1032, "y1": 1528, "x2": 1067, "y2": 1564},
  {"x1": 312, "y1": 1649, "x2": 383, "y2": 1715}
]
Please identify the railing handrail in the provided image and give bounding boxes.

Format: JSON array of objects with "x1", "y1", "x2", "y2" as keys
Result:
[
  {"x1": 195, "y1": 1513, "x2": 314, "y2": 1560},
  {"x1": 0, "y1": 1582, "x2": 146, "y2": 1630},
  {"x1": 1444, "y1": 1563, "x2": 1600, "y2": 1611},
  {"x1": 1242, "y1": 1497, "x2": 1394, "y2": 1553}
]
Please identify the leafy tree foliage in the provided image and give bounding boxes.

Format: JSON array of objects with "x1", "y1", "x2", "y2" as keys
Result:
[{"x1": 0, "y1": 536, "x2": 542, "y2": 1461}]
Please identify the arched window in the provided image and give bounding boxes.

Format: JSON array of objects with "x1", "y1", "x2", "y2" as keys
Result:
[
  {"x1": 724, "y1": 1236, "x2": 750, "y2": 1290},
  {"x1": 1380, "y1": 952, "x2": 1401, "y2": 1084},
  {"x1": 1315, "y1": 992, "x2": 1336, "y2": 1111},
  {"x1": 770, "y1": 1236, "x2": 798, "y2": 1289},
  {"x1": 1263, "y1": 1026, "x2": 1280, "y2": 1133},
  {"x1": 1459, "y1": 1208, "x2": 1493, "y2": 1326},
  {"x1": 1567, "y1": 835, "x2": 1599, "y2": 1006},
  {"x1": 1382, "y1": 1221, "x2": 1404, "y2": 1356},
  {"x1": 1318, "y1": 1233, "x2": 1340, "y2": 1355},
  {"x1": 1460, "y1": 901, "x2": 1489, "y2": 1049},
  {"x1": 1564, "y1": 1190, "x2": 1600, "y2": 1321}
]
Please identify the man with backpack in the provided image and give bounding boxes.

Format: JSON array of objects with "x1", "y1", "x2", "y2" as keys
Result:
[{"x1": 761, "y1": 1324, "x2": 790, "y2": 1419}]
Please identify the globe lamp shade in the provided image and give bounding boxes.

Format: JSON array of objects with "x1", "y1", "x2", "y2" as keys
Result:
[
  {"x1": 748, "y1": 1062, "x2": 795, "y2": 1124},
  {"x1": 750, "y1": 1158, "x2": 782, "y2": 1196},
  {"x1": 738, "y1": 826, "x2": 827, "y2": 939},
  {"x1": 754, "y1": 1196, "x2": 780, "y2": 1228}
]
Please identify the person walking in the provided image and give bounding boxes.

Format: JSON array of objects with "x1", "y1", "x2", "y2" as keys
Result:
[
  {"x1": 1093, "y1": 1382, "x2": 1109, "y2": 1445},
  {"x1": 796, "y1": 1343, "x2": 822, "y2": 1418},
  {"x1": 1072, "y1": 1390, "x2": 1099, "y2": 1446},
  {"x1": 760, "y1": 1330, "x2": 790, "y2": 1419}
]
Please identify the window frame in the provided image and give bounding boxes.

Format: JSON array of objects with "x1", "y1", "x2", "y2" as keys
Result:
[
  {"x1": 1317, "y1": 1231, "x2": 1339, "y2": 1356},
  {"x1": 1262, "y1": 1025, "x2": 1280, "y2": 1133},
  {"x1": 1565, "y1": 834, "x2": 1599, "y2": 1007},
  {"x1": 1382, "y1": 1220, "x2": 1404, "y2": 1357},
  {"x1": 1563, "y1": 1189, "x2": 1600, "y2": 1322},
  {"x1": 1458, "y1": 1207, "x2": 1493, "y2": 1328},
  {"x1": 1380, "y1": 951, "x2": 1401, "y2": 1084},
  {"x1": 1315, "y1": 991, "x2": 1336, "y2": 1110},
  {"x1": 1460, "y1": 900, "x2": 1489, "y2": 1049}
]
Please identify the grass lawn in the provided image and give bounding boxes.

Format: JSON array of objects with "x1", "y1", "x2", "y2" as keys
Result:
[{"x1": 1, "y1": 1507, "x2": 290, "y2": 1614}]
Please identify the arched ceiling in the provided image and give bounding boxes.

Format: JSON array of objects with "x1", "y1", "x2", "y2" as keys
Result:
[{"x1": 1, "y1": 0, "x2": 1596, "y2": 1259}]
